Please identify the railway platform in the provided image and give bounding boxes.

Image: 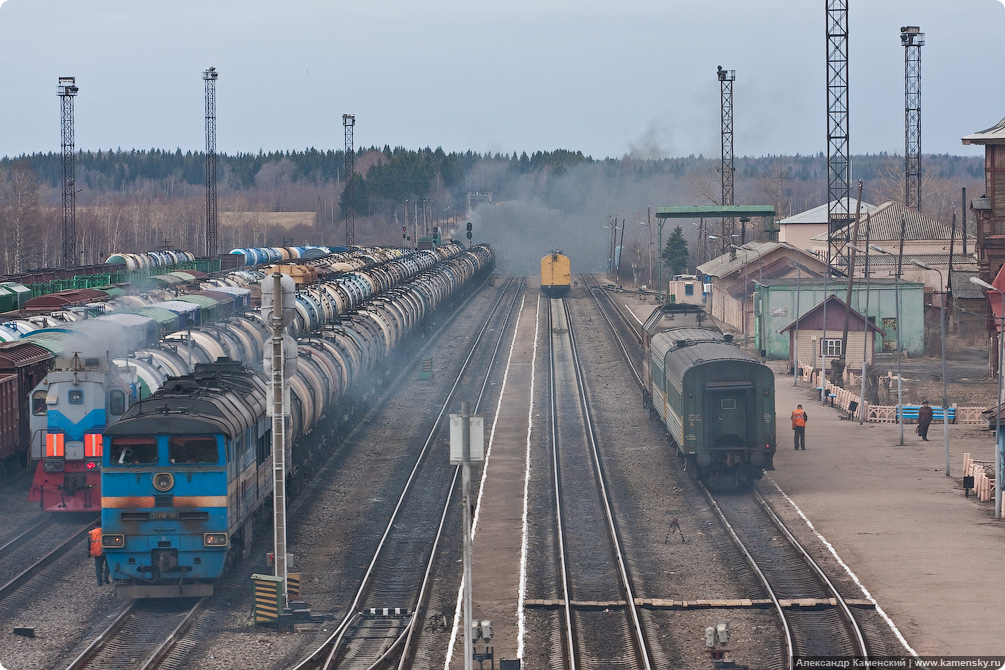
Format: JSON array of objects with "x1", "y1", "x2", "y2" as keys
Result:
[{"x1": 766, "y1": 366, "x2": 1005, "y2": 655}]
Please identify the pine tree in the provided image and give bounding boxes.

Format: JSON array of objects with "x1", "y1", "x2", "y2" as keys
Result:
[{"x1": 661, "y1": 225, "x2": 690, "y2": 276}]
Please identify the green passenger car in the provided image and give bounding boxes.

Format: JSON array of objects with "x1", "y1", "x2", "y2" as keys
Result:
[{"x1": 644, "y1": 304, "x2": 775, "y2": 488}]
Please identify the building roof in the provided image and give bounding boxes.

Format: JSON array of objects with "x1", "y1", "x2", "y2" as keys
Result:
[
  {"x1": 950, "y1": 269, "x2": 984, "y2": 300},
  {"x1": 778, "y1": 199, "x2": 876, "y2": 225},
  {"x1": 809, "y1": 201, "x2": 976, "y2": 243},
  {"x1": 723, "y1": 256, "x2": 824, "y2": 299},
  {"x1": 961, "y1": 117, "x2": 1005, "y2": 145},
  {"x1": 778, "y1": 294, "x2": 886, "y2": 336},
  {"x1": 698, "y1": 241, "x2": 821, "y2": 279}
]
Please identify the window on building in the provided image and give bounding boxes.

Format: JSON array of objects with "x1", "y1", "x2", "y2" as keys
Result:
[
  {"x1": 821, "y1": 338, "x2": 842, "y2": 357},
  {"x1": 685, "y1": 283, "x2": 695, "y2": 296}
]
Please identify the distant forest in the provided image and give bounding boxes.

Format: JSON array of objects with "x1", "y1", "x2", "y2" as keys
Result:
[{"x1": 0, "y1": 146, "x2": 985, "y2": 276}]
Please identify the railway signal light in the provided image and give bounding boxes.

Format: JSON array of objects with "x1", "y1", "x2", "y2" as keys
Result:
[{"x1": 466, "y1": 222, "x2": 472, "y2": 232}]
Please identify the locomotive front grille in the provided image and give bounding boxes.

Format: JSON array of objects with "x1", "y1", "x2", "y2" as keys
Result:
[{"x1": 154, "y1": 495, "x2": 174, "y2": 507}]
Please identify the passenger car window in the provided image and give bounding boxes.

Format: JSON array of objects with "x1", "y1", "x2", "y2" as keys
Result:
[
  {"x1": 169, "y1": 436, "x2": 218, "y2": 464},
  {"x1": 109, "y1": 437, "x2": 158, "y2": 465}
]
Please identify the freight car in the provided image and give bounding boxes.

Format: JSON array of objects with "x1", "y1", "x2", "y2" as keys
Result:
[
  {"x1": 541, "y1": 252, "x2": 571, "y2": 298},
  {"x1": 18, "y1": 245, "x2": 473, "y2": 505},
  {"x1": 99, "y1": 245, "x2": 495, "y2": 598},
  {"x1": 0, "y1": 341, "x2": 54, "y2": 478},
  {"x1": 643, "y1": 304, "x2": 775, "y2": 488}
]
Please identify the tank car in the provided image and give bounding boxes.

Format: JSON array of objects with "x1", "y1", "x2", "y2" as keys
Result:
[
  {"x1": 541, "y1": 252, "x2": 571, "y2": 298},
  {"x1": 643, "y1": 304, "x2": 775, "y2": 488},
  {"x1": 100, "y1": 244, "x2": 495, "y2": 598}
]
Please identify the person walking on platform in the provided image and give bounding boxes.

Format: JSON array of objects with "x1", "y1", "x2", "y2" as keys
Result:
[
  {"x1": 917, "y1": 400, "x2": 933, "y2": 441},
  {"x1": 791, "y1": 404, "x2": 808, "y2": 450},
  {"x1": 88, "y1": 526, "x2": 109, "y2": 586}
]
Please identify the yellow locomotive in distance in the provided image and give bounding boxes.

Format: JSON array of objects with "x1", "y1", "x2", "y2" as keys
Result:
[{"x1": 541, "y1": 252, "x2": 571, "y2": 298}]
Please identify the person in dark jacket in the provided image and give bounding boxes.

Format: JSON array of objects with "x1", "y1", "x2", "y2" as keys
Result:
[{"x1": 917, "y1": 400, "x2": 934, "y2": 441}]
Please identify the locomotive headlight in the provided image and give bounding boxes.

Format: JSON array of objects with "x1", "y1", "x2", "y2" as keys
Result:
[
  {"x1": 152, "y1": 472, "x2": 175, "y2": 492},
  {"x1": 43, "y1": 460, "x2": 64, "y2": 472},
  {"x1": 204, "y1": 533, "x2": 228, "y2": 547},
  {"x1": 102, "y1": 534, "x2": 125, "y2": 548}
]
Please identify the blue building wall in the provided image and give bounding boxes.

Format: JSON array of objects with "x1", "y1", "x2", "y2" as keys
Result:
[{"x1": 755, "y1": 278, "x2": 924, "y2": 360}]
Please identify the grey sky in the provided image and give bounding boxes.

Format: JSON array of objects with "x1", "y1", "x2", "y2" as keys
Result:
[{"x1": 1, "y1": 0, "x2": 1003, "y2": 161}]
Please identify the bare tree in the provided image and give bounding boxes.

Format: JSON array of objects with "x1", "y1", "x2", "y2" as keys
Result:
[{"x1": 0, "y1": 161, "x2": 41, "y2": 274}]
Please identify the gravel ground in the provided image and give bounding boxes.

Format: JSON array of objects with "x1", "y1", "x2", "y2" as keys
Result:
[
  {"x1": 179, "y1": 277, "x2": 506, "y2": 670},
  {"x1": 520, "y1": 284, "x2": 780, "y2": 668}
]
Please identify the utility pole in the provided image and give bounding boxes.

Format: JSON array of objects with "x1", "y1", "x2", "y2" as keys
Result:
[
  {"x1": 826, "y1": 0, "x2": 853, "y2": 272},
  {"x1": 204, "y1": 67, "x2": 219, "y2": 258},
  {"x1": 58, "y1": 76, "x2": 79, "y2": 267},
  {"x1": 343, "y1": 114, "x2": 356, "y2": 247},
  {"x1": 718, "y1": 66, "x2": 736, "y2": 245},
  {"x1": 902, "y1": 26, "x2": 924, "y2": 211}
]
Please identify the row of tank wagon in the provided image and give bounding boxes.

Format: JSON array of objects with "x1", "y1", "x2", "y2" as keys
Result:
[
  {"x1": 0, "y1": 251, "x2": 222, "y2": 305},
  {"x1": 10, "y1": 242, "x2": 487, "y2": 510},
  {"x1": 642, "y1": 303, "x2": 777, "y2": 489},
  {"x1": 0, "y1": 245, "x2": 346, "y2": 311},
  {"x1": 100, "y1": 244, "x2": 496, "y2": 598},
  {"x1": 0, "y1": 246, "x2": 350, "y2": 482}
]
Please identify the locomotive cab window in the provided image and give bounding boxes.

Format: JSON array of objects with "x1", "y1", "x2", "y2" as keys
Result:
[
  {"x1": 169, "y1": 436, "x2": 218, "y2": 464},
  {"x1": 108, "y1": 390, "x2": 126, "y2": 416},
  {"x1": 110, "y1": 437, "x2": 158, "y2": 465},
  {"x1": 32, "y1": 390, "x2": 47, "y2": 416}
]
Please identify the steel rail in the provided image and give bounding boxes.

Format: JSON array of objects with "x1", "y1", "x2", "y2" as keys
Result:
[
  {"x1": 752, "y1": 486, "x2": 871, "y2": 663},
  {"x1": 63, "y1": 602, "x2": 136, "y2": 670},
  {"x1": 547, "y1": 298, "x2": 578, "y2": 670},
  {"x1": 293, "y1": 277, "x2": 521, "y2": 670},
  {"x1": 0, "y1": 521, "x2": 95, "y2": 603},
  {"x1": 137, "y1": 599, "x2": 204, "y2": 670},
  {"x1": 550, "y1": 299, "x2": 651, "y2": 670},
  {"x1": 582, "y1": 275, "x2": 643, "y2": 388},
  {"x1": 562, "y1": 296, "x2": 653, "y2": 670},
  {"x1": 0, "y1": 517, "x2": 54, "y2": 561},
  {"x1": 698, "y1": 481, "x2": 794, "y2": 668}
]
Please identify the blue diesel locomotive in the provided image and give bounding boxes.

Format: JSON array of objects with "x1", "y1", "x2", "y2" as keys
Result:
[
  {"x1": 643, "y1": 304, "x2": 776, "y2": 488},
  {"x1": 100, "y1": 245, "x2": 496, "y2": 598},
  {"x1": 101, "y1": 361, "x2": 266, "y2": 598}
]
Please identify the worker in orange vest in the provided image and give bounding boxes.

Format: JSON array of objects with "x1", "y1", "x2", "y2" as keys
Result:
[
  {"x1": 791, "y1": 404, "x2": 808, "y2": 450},
  {"x1": 88, "y1": 526, "x2": 110, "y2": 586}
]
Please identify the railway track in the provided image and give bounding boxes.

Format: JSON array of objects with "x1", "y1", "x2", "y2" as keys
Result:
[
  {"x1": 0, "y1": 517, "x2": 95, "y2": 604},
  {"x1": 587, "y1": 281, "x2": 877, "y2": 664},
  {"x1": 64, "y1": 598, "x2": 203, "y2": 670},
  {"x1": 293, "y1": 277, "x2": 525, "y2": 670},
  {"x1": 545, "y1": 296, "x2": 653, "y2": 669},
  {"x1": 702, "y1": 483, "x2": 871, "y2": 666}
]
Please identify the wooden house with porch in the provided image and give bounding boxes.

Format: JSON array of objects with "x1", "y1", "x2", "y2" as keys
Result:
[{"x1": 779, "y1": 294, "x2": 885, "y2": 375}]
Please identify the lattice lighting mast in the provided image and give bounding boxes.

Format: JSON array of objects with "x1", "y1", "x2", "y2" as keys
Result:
[
  {"x1": 58, "y1": 77, "x2": 79, "y2": 267},
  {"x1": 826, "y1": 0, "x2": 851, "y2": 271},
  {"x1": 902, "y1": 26, "x2": 924, "y2": 212},
  {"x1": 204, "y1": 67, "x2": 219, "y2": 258},
  {"x1": 718, "y1": 66, "x2": 736, "y2": 253},
  {"x1": 343, "y1": 114, "x2": 356, "y2": 247}
]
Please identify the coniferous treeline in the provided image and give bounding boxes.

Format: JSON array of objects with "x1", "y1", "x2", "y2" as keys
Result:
[{"x1": 0, "y1": 145, "x2": 986, "y2": 275}]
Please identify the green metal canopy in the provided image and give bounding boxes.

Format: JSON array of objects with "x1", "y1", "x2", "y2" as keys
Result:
[{"x1": 655, "y1": 205, "x2": 776, "y2": 219}]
